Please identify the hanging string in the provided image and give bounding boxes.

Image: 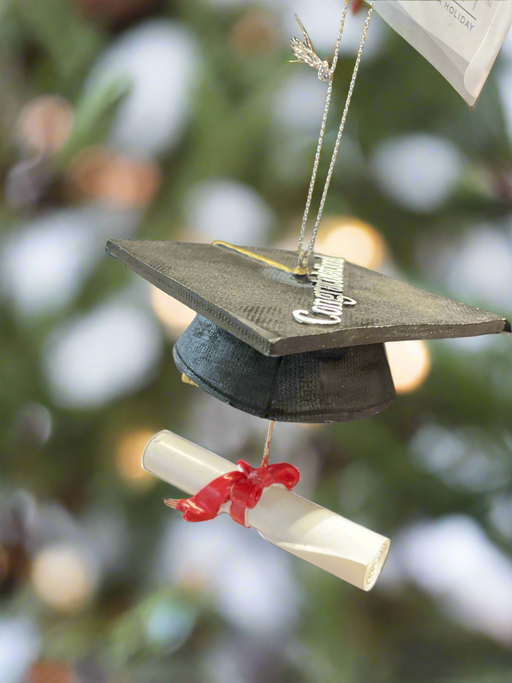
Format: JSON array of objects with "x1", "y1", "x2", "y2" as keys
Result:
[
  {"x1": 294, "y1": 1, "x2": 374, "y2": 269},
  {"x1": 292, "y1": 3, "x2": 350, "y2": 266},
  {"x1": 261, "y1": 420, "x2": 275, "y2": 468}
]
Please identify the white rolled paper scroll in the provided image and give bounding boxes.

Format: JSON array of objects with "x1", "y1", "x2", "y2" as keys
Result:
[{"x1": 142, "y1": 430, "x2": 390, "y2": 591}]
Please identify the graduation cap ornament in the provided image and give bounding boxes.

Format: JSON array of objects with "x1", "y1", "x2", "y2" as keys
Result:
[
  {"x1": 106, "y1": 1, "x2": 510, "y2": 592},
  {"x1": 107, "y1": 238, "x2": 509, "y2": 423}
]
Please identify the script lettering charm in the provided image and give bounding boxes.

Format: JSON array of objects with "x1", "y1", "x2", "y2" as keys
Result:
[{"x1": 293, "y1": 255, "x2": 356, "y2": 326}]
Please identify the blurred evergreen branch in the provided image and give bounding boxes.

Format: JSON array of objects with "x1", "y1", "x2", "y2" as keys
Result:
[
  {"x1": 13, "y1": 0, "x2": 105, "y2": 94},
  {"x1": 56, "y1": 76, "x2": 131, "y2": 170}
]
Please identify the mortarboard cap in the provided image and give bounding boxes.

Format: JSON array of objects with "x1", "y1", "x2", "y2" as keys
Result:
[{"x1": 106, "y1": 239, "x2": 509, "y2": 422}]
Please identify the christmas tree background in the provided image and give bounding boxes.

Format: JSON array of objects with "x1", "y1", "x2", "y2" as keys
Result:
[{"x1": 1, "y1": 0, "x2": 512, "y2": 681}]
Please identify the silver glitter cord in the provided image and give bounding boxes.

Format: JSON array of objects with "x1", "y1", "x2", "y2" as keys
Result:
[
  {"x1": 297, "y1": 2, "x2": 374, "y2": 268},
  {"x1": 296, "y1": 2, "x2": 350, "y2": 264}
]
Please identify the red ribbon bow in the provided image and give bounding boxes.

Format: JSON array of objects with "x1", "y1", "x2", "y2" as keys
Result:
[{"x1": 165, "y1": 459, "x2": 300, "y2": 527}]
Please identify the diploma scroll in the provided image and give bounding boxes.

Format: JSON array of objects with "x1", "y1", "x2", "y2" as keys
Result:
[{"x1": 143, "y1": 430, "x2": 390, "y2": 591}]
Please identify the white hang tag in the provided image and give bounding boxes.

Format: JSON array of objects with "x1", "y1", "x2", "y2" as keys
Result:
[{"x1": 374, "y1": 0, "x2": 511, "y2": 106}]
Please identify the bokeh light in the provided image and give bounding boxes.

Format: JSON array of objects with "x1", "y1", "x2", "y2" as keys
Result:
[
  {"x1": 184, "y1": 179, "x2": 275, "y2": 246},
  {"x1": 314, "y1": 216, "x2": 387, "y2": 268},
  {"x1": 161, "y1": 515, "x2": 299, "y2": 635},
  {"x1": 16, "y1": 96, "x2": 74, "y2": 155},
  {"x1": 12, "y1": 403, "x2": 52, "y2": 447},
  {"x1": 145, "y1": 599, "x2": 198, "y2": 653},
  {"x1": 386, "y1": 516, "x2": 512, "y2": 644},
  {"x1": 68, "y1": 146, "x2": 161, "y2": 208},
  {"x1": 27, "y1": 661, "x2": 73, "y2": 683},
  {"x1": 151, "y1": 286, "x2": 196, "y2": 338},
  {"x1": 0, "y1": 618, "x2": 41, "y2": 683},
  {"x1": 371, "y1": 134, "x2": 463, "y2": 212},
  {"x1": 116, "y1": 429, "x2": 157, "y2": 491},
  {"x1": 31, "y1": 546, "x2": 95, "y2": 613},
  {"x1": 44, "y1": 301, "x2": 163, "y2": 409},
  {"x1": 0, "y1": 213, "x2": 100, "y2": 317},
  {"x1": 87, "y1": 20, "x2": 199, "y2": 156},
  {"x1": 386, "y1": 340, "x2": 431, "y2": 394},
  {"x1": 230, "y1": 10, "x2": 278, "y2": 56}
]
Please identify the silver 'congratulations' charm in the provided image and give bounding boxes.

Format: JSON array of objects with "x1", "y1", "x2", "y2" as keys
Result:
[{"x1": 293, "y1": 255, "x2": 356, "y2": 326}]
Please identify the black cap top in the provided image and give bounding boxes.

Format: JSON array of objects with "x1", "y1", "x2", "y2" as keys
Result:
[{"x1": 106, "y1": 239, "x2": 510, "y2": 358}]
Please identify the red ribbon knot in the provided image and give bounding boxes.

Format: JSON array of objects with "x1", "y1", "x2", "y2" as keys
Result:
[{"x1": 166, "y1": 459, "x2": 300, "y2": 527}]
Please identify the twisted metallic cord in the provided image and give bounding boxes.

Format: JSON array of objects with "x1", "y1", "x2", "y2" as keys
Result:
[
  {"x1": 297, "y1": 1, "x2": 349, "y2": 264},
  {"x1": 298, "y1": 2, "x2": 374, "y2": 267}
]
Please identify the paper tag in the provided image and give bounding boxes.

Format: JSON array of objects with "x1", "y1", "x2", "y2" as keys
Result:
[{"x1": 375, "y1": 0, "x2": 511, "y2": 106}]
